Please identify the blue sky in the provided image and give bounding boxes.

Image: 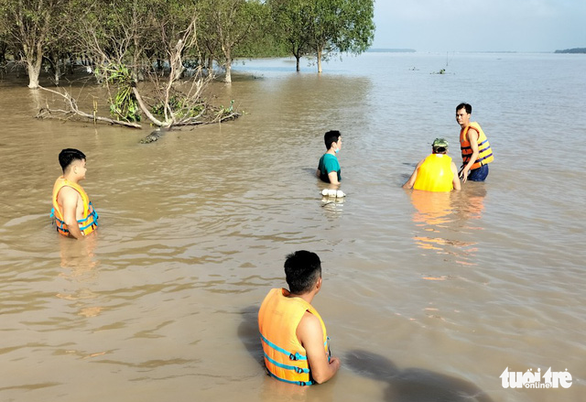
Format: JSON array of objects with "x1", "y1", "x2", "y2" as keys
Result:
[{"x1": 372, "y1": 0, "x2": 586, "y2": 52}]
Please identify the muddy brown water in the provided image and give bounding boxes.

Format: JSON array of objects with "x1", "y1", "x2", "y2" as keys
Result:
[{"x1": 1, "y1": 53, "x2": 585, "y2": 401}]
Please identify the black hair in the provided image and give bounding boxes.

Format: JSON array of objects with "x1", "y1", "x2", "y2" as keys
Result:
[
  {"x1": 324, "y1": 130, "x2": 342, "y2": 150},
  {"x1": 284, "y1": 250, "x2": 322, "y2": 294},
  {"x1": 59, "y1": 148, "x2": 86, "y2": 172},
  {"x1": 456, "y1": 103, "x2": 472, "y2": 114}
]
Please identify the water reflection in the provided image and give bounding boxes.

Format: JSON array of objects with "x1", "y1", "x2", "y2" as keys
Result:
[
  {"x1": 56, "y1": 234, "x2": 102, "y2": 318},
  {"x1": 410, "y1": 190, "x2": 453, "y2": 229},
  {"x1": 407, "y1": 189, "x2": 482, "y2": 267},
  {"x1": 453, "y1": 184, "x2": 487, "y2": 226},
  {"x1": 259, "y1": 378, "x2": 335, "y2": 402},
  {"x1": 320, "y1": 196, "x2": 345, "y2": 215}
]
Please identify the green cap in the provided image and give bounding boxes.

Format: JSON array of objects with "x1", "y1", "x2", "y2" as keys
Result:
[{"x1": 432, "y1": 138, "x2": 449, "y2": 149}]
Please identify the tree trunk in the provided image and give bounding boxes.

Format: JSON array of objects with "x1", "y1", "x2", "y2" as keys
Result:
[
  {"x1": 25, "y1": 44, "x2": 43, "y2": 89},
  {"x1": 225, "y1": 59, "x2": 232, "y2": 84},
  {"x1": 207, "y1": 58, "x2": 214, "y2": 78},
  {"x1": 26, "y1": 60, "x2": 42, "y2": 88},
  {"x1": 295, "y1": 55, "x2": 300, "y2": 72},
  {"x1": 317, "y1": 47, "x2": 323, "y2": 74},
  {"x1": 54, "y1": 63, "x2": 61, "y2": 86},
  {"x1": 51, "y1": 55, "x2": 62, "y2": 86},
  {"x1": 132, "y1": 87, "x2": 166, "y2": 127}
]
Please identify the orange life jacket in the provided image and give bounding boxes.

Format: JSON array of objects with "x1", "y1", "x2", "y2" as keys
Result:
[
  {"x1": 413, "y1": 154, "x2": 454, "y2": 192},
  {"x1": 51, "y1": 177, "x2": 98, "y2": 237},
  {"x1": 258, "y1": 288, "x2": 329, "y2": 386},
  {"x1": 460, "y1": 122, "x2": 494, "y2": 170}
]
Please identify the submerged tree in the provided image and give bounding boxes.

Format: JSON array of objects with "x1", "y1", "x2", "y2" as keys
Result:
[
  {"x1": 269, "y1": 0, "x2": 375, "y2": 73},
  {"x1": 267, "y1": 0, "x2": 312, "y2": 72},
  {"x1": 198, "y1": 0, "x2": 266, "y2": 84},
  {"x1": 307, "y1": 0, "x2": 375, "y2": 73},
  {"x1": 38, "y1": 0, "x2": 239, "y2": 129},
  {"x1": 0, "y1": 0, "x2": 72, "y2": 88}
]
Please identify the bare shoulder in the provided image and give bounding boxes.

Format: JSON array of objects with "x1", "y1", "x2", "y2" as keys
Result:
[
  {"x1": 58, "y1": 185, "x2": 78, "y2": 198},
  {"x1": 299, "y1": 311, "x2": 320, "y2": 330},
  {"x1": 58, "y1": 185, "x2": 81, "y2": 205},
  {"x1": 297, "y1": 311, "x2": 323, "y2": 343}
]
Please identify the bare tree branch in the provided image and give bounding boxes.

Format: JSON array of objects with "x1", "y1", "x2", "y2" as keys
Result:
[{"x1": 37, "y1": 86, "x2": 142, "y2": 128}]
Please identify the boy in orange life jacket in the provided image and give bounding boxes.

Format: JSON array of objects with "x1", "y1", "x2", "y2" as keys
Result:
[
  {"x1": 402, "y1": 138, "x2": 461, "y2": 192},
  {"x1": 51, "y1": 149, "x2": 98, "y2": 239},
  {"x1": 258, "y1": 251, "x2": 340, "y2": 386}
]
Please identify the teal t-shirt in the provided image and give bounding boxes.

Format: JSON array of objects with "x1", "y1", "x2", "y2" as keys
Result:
[{"x1": 318, "y1": 153, "x2": 341, "y2": 183}]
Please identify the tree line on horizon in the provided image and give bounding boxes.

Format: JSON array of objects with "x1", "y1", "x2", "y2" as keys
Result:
[
  {"x1": 554, "y1": 48, "x2": 586, "y2": 54},
  {"x1": 0, "y1": 0, "x2": 375, "y2": 89}
]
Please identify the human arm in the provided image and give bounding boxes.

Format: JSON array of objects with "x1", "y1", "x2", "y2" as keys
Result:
[
  {"x1": 297, "y1": 312, "x2": 340, "y2": 384},
  {"x1": 402, "y1": 159, "x2": 424, "y2": 189},
  {"x1": 316, "y1": 167, "x2": 339, "y2": 186},
  {"x1": 459, "y1": 128, "x2": 479, "y2": 183},
  {"x1": 327, "y1": 171, "x2": 340, "y2": 185},
  {"x1": 321, "y1": 154, "x2": 341, "y2": 185},
  {"x1": 451, "y1": 162, "x2": 461, "y2": 191},
  {"x1": 59, "y1": 186, "x2": 84, "y2": 239}
]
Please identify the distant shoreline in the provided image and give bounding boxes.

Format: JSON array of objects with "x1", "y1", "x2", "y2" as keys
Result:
[
  {"x1": 366, "y1": 49, "x2": 557, "y2": 54},
  {"x1": 555, "y1": 48, "x2": 586, "y2": 54},
  {"x1": 368, "y1": 48, "x2": 416, "y2": 53}
]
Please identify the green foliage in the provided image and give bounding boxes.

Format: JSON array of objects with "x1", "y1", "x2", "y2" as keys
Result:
[
  {"x1": 151, "y1": 95, "x2": 204, "y2": 119},
  {"x1": 266, "y1": 0, "x2": 375, "y2": 70},
  {"x1": 267, "y1": 0, "x2": 313, "y2": 60},
  {"x1": 103, "y1": 64, "x2": 141, "y2": 122},
  {"x1": 197, "y1": 0, "x2": 268, "y2": 80},
  {"x1": 0, "y1": 0, "x2": 376, "y2": 87},
  {"x1": 308, "y1": 0, "x2": 375, "y2": 54}
]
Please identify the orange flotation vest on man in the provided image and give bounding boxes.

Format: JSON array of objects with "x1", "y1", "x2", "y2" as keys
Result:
[
  {"x1": 258, "y1": 288, "x2": 329, "y2": 386},
  {"x1": 460, "y1": 122, "x2": 494, "y2": 170},
  {"x1": 51, "y1": 177, "x2": 98, "y2": 237}
]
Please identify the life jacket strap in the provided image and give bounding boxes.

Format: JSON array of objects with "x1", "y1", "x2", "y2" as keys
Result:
[
  {"x1": 50, "y1": 203, "x2": 99, "y2": 232},
  {"x1": 263, "y1": 352, "x2": 310, "y2": 374},
  {"x1": 260, "y1": 333, "x2": 307, "y2": 361}
]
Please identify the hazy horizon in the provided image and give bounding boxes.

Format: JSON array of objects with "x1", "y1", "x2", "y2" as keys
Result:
[{"x1": 372, "y1": 0, "x2": 586, "y2": 53}]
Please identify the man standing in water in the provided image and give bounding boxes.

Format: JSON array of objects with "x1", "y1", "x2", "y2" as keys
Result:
[
  {"x1": 456, "y1": 103, "x2": 494, "y2": 183},
  {"x1": 316, "y1": 130, "x2": 342, "y2": 185},
  {"x1": 258, "y1": 251, "x2": 340, "y2": 386},
  {"x1": 403, "y1": 138, "x2": 461, "y2": 192},
  {"x1": 51, "y1": 148, "x2": 98, "y2": 239}
]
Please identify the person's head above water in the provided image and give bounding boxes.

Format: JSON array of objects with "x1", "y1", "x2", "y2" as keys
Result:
[
  {"x1": 59, "y1": 148, "x2": 86, "y2": 173},
  {"x1": 324, "y1": 130, "x2": 342, "y2": 151},
  {"x1": 456, "y1": 102, "x2": 472, "y2": 114},
  {"x1": 432, "y1": 138, "x2": 449, "y2": 154},
  {"x1": 284, "y1": 250, "x2": 322, "y2": 295}
]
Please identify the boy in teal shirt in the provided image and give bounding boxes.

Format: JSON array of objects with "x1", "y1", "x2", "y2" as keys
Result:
[{"x1": 316, "y1": 130, "x2": 342, "y2": 184}]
